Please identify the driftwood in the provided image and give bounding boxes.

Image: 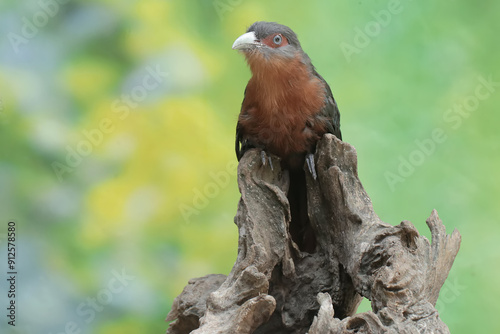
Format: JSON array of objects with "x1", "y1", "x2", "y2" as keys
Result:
[{"x1": 166, "y1": 134, "x2": 461, "y2": 333}]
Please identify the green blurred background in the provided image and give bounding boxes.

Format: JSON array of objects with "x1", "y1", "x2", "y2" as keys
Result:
[{"x1": 0, "y1": 0, "x2": 498, "y2": 333}]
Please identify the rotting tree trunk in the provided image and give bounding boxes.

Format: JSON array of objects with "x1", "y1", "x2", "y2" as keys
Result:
[{"x1": 166, "y1": 134, "x2": 461, "y2": 334}]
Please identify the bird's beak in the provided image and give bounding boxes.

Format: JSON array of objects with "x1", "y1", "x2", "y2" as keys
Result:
[{"x1": 232, "y1": 31, "x2": 259, "y2": 51}]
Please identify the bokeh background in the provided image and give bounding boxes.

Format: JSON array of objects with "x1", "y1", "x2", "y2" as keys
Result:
[{"x1": 0, "y1": 0, "x2": 499, "y2": 333}]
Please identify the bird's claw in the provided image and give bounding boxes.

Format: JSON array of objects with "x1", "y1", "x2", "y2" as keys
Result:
[
  {"x1": 261, "y1": 150, "x2": 274, "y2": 170},
  {"x1": 306, "y1": 153, "x2": 317, "y2": 180}
]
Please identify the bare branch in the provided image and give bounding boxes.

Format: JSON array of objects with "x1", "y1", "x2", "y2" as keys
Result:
[{"x1": 167, "y1": 134, "x2": 461, "y2": 334}]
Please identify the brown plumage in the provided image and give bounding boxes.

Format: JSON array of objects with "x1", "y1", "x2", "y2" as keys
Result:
[
  {"x1": 233, "y1": 21, "x2": 342, "y2": 252},
  {"x1": 239, "y1": 52, "x2": 327, "y2": 168}
]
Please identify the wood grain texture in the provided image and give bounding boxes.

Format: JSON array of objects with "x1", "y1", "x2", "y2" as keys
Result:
[{"x1": 167, "y1": 134, "x2": 461, "y2": 334}]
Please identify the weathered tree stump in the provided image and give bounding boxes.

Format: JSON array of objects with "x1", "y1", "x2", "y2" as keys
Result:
[{"x1": 166, "y1": 134, "x2": 461, "y2": 333}]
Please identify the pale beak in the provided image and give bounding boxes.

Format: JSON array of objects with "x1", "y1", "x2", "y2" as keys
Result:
[{"x1": 232, "y1": 31, "x2": 260, "y2": 50}]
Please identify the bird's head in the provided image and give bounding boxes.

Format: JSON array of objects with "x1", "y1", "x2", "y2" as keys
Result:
[{"x1": 232, "y1": 21, "x2": 304, "y2": 63}]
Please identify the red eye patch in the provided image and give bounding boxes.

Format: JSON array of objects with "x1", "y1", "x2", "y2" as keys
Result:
[{"x1": 261, "y1": 33, "x2": 289, "y2": 48}]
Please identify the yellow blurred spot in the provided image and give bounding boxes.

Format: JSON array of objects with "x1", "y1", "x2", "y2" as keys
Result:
[
  {"x1": 226, "y1": 2, "x2": 266, "y2": 35},
  {"x1": 81, "y1": 94, "x2": 233, "y2": 241},
  {"x1": 81, "y1": 219, "x2": 107, "y2": 247},
  {"x1": 88, "y1": 178, "x2": 131, "y2": 223},
  {"x1": 122, "y1": 0, "x2": 172, "y2": 58},
  {"x1": 61, "y1": 60, "x2": 118, "y2": 103},
  {"x1": 135, "y1": 0, "x2": 170, "y2": 22},
  {"x1": 83, "y1": 179, "x2": 136, "y2": 246}
]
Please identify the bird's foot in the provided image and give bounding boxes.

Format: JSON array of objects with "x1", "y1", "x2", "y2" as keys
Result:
[
  {"x1": 306, "y1": 153, "x2": 317, "y2": 180},
  {"x1": 261, "y1": 150, "x2": 274, "y2": 170}
]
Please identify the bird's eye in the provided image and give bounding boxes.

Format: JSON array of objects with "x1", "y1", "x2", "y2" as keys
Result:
[
  {"x1": 261, "y1": 33, "x2": 288, "y2": 48},
  {"x1": 273, "y1": 34, "x2": 283, "y2": 45}
]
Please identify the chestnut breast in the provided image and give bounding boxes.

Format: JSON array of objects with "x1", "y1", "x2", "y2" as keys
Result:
[{"x1": 238, "y1": 53, "x2": 327, "y2": 164}]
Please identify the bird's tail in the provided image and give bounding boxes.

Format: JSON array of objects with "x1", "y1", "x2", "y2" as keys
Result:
[{"x1": 288, "y1": 168, "x2": 316, "y2": 253}]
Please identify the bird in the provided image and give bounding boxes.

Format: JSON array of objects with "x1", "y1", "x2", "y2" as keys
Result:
[{"x1": 232, "y1": 21, "x2": 342, "y2": 252}]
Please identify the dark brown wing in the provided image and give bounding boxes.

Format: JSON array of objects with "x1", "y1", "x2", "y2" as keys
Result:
[
  {"x1": 235, "y1": 86, "x2": 257, "y2": 161},
  {"x1": 312, "y1": 69, "x2": 342, "y2": 140},
  {"x1": 235, "y1": 121, "x2": 244, "y2": 161}
]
